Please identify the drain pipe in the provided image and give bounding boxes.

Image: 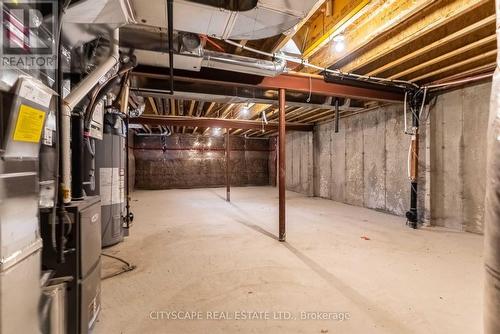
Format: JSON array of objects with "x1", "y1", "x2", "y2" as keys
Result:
[
  {"x1": 202, "y1": 50, "x2": 286, "y2": 77},
  {"x1": 405, "y1": 90, "x2": 425, "y2": 228},
  {"x1": 61, "y1": 29, "x2": 120, "y2": 203}
]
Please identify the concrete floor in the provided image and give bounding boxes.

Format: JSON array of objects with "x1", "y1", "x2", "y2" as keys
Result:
[{"x1": 94, "y1": 186, "x2": 483, "y2": 334}]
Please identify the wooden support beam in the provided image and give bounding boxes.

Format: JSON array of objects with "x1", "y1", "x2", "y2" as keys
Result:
[
  {"x1": 271, "y1": 0, "x2": 328, "y2": 53},
  {"x1": 298, "y1": 0, "x2": 371, "y2": 59},
  {"x1": 278, "y1": 88, "x2": 286, "y2": 242},
  {"x1": 148, "y1": 97, "x2": 158, "y2": 115}
]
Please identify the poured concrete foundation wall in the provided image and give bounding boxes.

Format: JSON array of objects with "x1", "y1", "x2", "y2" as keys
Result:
[
  {"x1": 313, "y1": 105, "x2": 414, "y2": 216},
  {"x1": 285, "y1": 131, "x2": 314, "y2": 196},
  {"x1": 134, "y1": 134, "x2": 270, "y2": 189},
  {"x1": 430, "y1": 81, "x2": 491, "y2": 233},
  {"x1": 310, "y1": 81, "x2": 490, "y2": 233}
]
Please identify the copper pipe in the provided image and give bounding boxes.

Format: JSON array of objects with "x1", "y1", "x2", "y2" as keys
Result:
[{"x1": 410, "y1": 132, "x2": 419, "y2": 181}]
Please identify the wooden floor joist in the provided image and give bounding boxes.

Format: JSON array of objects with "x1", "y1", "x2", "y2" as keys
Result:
[
  {"x1": 338, "y1": 0, "x2": 492, "y2": 73},
  {"x1": 410, "y1": 49, "x2": 497, "y2": 82},
  {"x1": 131, "y1": 115, "x2": 314, "y2": 132},
  {"x1": 365, "y1": 14, "x2": 496, "y2": 77},
  {"x1": 389, "y1": 34, "x2": 496, "y2": 80}
]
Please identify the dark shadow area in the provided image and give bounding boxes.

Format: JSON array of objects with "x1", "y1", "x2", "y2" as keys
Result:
[{"x1": 282, "y1": 242, "x2": 413, "y2": 333}]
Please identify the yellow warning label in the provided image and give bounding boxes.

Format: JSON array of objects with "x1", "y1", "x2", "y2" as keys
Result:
[{"x1": 13, "y1": 104, "x2": 46, "y2": 143}]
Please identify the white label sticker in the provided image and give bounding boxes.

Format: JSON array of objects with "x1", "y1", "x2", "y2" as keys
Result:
[
  {"x1": 43, "y1": 128, "x2": 53, "y2": 146},
  {"x1": 18, "y1": 80, "x2": 52, "y2": 108},
  {"x1": 100, "y1": 168, "x2": 125, "y2": 206}
]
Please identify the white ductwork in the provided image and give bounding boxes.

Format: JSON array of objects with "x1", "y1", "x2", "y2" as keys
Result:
[
  {"x1": 130, "y1": 0, "x2": 318, "y2": 40},
  {"x1": 61, "y1": 0, "x2": 135, "y2": 48}
]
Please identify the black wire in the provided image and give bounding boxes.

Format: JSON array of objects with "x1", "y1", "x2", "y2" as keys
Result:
[{"x1": 101, "y1": 253, "x2": 136, "y2": 280}]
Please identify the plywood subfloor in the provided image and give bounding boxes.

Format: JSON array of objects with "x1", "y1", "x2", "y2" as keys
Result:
[{"x1": 94, "y1": 187, "x2": 483, "y2": 334}]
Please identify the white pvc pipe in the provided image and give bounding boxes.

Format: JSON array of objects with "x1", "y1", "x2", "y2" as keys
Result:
[{"x1": 60, "y1": 29, "x2": 120, "y2": 203}]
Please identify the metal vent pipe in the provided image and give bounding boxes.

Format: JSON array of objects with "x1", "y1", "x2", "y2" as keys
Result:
[
  {"x1": 61, "y1": 29, "x2": 120, "y2": 203},
  {"x1": 201, "y1": 50, "x2": 286, "y2": 77}
]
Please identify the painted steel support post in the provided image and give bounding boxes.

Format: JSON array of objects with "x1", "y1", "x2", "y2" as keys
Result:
[
  {"x1": 226, "y1": 128, "x2": 231, "y2": 202},
  {"x1": 278, "y1": 88, "x2": 286, "y2": 241}
]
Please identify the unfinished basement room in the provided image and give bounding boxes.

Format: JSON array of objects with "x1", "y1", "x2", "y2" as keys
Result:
[{"x1": 2, "y1": 0, "x2": 500, "y2": 333}]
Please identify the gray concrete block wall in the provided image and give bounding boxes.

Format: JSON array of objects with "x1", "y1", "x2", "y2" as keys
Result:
[
  {"x1": 313, "y1": 104, "x2": 412, "y2": 217},
  {"x1": 285, "y1": 131, "x2": 314, "y2": 196}
]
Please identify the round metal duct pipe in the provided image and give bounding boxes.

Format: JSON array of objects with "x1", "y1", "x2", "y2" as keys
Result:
[{"x1": 202, "y1": 50, "x2": 286, "y2": 77}]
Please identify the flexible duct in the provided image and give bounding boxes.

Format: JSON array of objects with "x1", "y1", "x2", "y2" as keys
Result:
[
  {"x1": 202, "y1": 50, "x2": 286, "y2": 77},
  {"x1": 484, "y1": 2, "x2": 500, "y2": 332}
]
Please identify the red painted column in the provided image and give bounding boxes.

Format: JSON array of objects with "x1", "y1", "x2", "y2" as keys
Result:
[{"x1": 278, "y1": 88, "x2": 286, "y2": 241}]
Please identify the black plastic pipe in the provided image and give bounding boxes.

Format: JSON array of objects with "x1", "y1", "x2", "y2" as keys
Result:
[
  {"x1": 71, "y1": 110, "x2": 85, "y2": 200},
  {"x1": 406, "y1": 91, "x2": 420, "y2": 229}
]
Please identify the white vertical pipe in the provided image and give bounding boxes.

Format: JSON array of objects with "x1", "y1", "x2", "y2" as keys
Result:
[{"x1": 60, "y1": 29, "x2": 120, "y2": 203}]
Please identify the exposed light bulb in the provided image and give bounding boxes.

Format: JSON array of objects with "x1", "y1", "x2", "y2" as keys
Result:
[
  {"x1": 241, "y1": 106, "x2": 250, "y2": 118},
  {"x1": 333, "y1": 34, "x2": 345, "y2": 53},
  {"x1": 212, "y1": 128, "x2": 221, "y2": 136}
]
